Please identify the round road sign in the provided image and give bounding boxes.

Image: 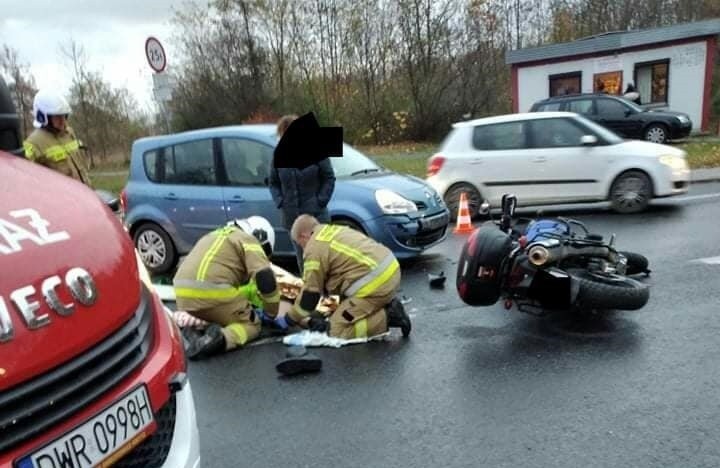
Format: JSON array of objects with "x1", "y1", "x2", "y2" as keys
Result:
[{"x1": 145, "y1": 37, "x2": 167, "y2": 73}]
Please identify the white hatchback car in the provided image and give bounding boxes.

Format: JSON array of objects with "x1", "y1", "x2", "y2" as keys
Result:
[{"x1": 427, "y1": 112, "x2": 690, "y2": 216}]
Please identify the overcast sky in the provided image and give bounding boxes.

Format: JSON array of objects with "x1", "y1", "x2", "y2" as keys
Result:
[{"x1": 0, "y1": 0, "x2": 198, "y2": 112}]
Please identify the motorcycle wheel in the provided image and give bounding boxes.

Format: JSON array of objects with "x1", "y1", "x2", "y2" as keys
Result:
[
  {"x1": 570, "y1": 270, "x2": 649, "y2": 311},
  {"x1": 619, "y1": 251, "x2": 650, "y2": 275}
]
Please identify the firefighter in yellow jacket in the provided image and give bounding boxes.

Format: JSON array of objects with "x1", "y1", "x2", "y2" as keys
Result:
[
  {"x1": 23, "y1": 89, "x2": 91, "y2": 186},
  {"x1": 287, "y1": 214, "x2": 411, "y2": 339},
  {"x1": 173, "y1": 216, "x2": 284, "y2": 360}
]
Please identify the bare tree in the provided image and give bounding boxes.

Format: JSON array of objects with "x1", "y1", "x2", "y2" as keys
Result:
[{"x1": 0, "y1": 45, "x2": 37, "y2": 138}]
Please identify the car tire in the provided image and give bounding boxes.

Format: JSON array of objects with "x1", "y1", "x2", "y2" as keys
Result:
[
  {"x1": 444, "y1": 183, "x2": 482, "y2": 222},
  {"x1": 644, "y1": 123, "x2": 668, "y2": 144},
  {"x1": 332, "y1": 218, "x2": 366, "y2": 234},
  {"x1": 609, "y1": 171, "x2": 652, "y2": 214},
  {"x1": 133, "y1": 223, "x2": 178, "y2": 276}
]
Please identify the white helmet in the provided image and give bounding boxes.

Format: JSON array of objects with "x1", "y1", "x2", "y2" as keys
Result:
[
  {"x1": 229, "y1": 216, "x2": 275, "y2": 257},
  {"x1": 33, "y1": 89, "x2": 71, "y2": 129}
]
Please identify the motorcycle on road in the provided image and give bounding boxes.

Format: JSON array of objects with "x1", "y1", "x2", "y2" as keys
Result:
[{"x1": 456, "y1": 194, "x2": 650, "y2": 315}]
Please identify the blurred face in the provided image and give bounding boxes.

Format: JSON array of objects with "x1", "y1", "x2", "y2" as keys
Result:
[
  {"x1": 296, "y1": 232, "x2": 311, "y2": 249},
  {"x1": 49, "y1": 115, "x2": 67, "y2": 131}
]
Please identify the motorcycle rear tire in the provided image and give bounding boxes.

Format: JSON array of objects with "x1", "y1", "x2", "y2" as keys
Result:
[
  {"x1": 570, "y1": 270, "x2": 649, "y2": 311},
  {"x1": 619, "y1": 251, "x2": 650, "y2": 275}
]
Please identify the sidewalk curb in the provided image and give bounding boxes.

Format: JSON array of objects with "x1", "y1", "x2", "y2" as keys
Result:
[{"x1": 690, "y1": 168, "x2": 720, "y2": 184}]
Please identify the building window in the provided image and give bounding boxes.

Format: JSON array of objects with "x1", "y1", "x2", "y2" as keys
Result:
[
  {"x1": 593, "y1": 71, "x2": 623, "y2": 95},
  {"x1": 634, "y1": 60, "x2": 669, "y2": 105},
  {"x1": 549, "y1": 72, "x2": 581, "y2": 97}
]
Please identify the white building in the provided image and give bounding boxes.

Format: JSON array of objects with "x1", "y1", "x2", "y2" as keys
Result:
[{"x1": 506, "y1": 19, "x2": 720, "y2": 133}]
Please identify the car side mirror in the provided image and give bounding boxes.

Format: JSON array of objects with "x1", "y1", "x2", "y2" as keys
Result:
[
  {"x1": 95, "y1": 189, "x2": 120, "y2": 213},
  {"x1": 581, "y1": 135, "x2": 598, "y2": 146},
  {"x1": 479, "y1": 201, "x2": 490, "y2": 216},
  {"x1": 625, "y1": 109, "x2": 634, "y2": 117}
]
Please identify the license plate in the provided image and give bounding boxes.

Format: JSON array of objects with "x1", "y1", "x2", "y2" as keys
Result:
[
  {"x1": 17, "y1": 386, "x2": 155, "y2": 468},
  {"x1": 420, "y1": 212, "x2": 449, "y2": 231}
]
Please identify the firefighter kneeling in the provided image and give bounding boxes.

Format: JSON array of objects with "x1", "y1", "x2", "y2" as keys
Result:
[
  {"x1": 287, "y1": 214, "x2": 412, "y2": 339},
  {"x1": 173, "y1": 216, "x2": 285, "y2": 360}
]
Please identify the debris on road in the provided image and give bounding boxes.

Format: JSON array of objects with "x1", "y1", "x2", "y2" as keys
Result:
[
  {"x1": 276, "y1": 351, "x2": 323, "y2": 376},
  {"x1": 428, "y1": 271, "x2": 446, "y2": 289}
]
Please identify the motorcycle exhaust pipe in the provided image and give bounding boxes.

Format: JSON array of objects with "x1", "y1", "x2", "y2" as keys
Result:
[
  {"x1": 527, "y1": 242, "x2": 616, "y2": 266},
  {"x1": 528, "y1": 245, "x2": 551, "y2": 266}
]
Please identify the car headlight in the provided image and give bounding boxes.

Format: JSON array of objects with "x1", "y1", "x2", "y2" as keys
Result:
[
  {"x1": 375, "y1": 189, "x2": 418, "y2": 214},
  {"x1": 676, "y1": 115, "x2": 690, "y2": 124},
  {"x1": 659, "y1": 154, "x2": 688, "y2": 170}
]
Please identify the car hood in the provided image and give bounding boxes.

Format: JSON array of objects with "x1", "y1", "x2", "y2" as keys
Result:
[
  {"x1": 616, "y1": 139, "x2": 686, "y2": 157},
  {"x1": 341, "y1": 171, "x2": 441, "y2": 202},
  {"x1": 0, "y1": 153, "x2": 141, "y2": 390},
  {"x1": 642, "y1": 109, "x2": 690, "y2": 120}
]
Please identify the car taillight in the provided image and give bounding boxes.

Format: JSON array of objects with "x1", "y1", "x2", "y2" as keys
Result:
[{"x1": 427, "y1": 155, "x2": 445, "y2": 177}]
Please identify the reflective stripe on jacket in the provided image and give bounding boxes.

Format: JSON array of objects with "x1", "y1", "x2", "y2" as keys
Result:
[
  {"x1": 292, "y1": 223, "x2": 398, "y2": 317},
  {"x1": 23, "y1": 127, "x2": 90, "y2": 186},
  {"x1": 173, "y1": 226, "x2": 279, "y2": 315}
]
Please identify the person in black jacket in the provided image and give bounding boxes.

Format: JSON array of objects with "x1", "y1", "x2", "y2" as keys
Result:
[{"x1": 269, "y1": 114, "x2": 336, "y2": 273}]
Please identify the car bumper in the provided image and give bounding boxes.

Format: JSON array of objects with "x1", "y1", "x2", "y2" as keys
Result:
[
  {"x1": 669, "y1": 122, "x2": 692, "y2": 140},
  {"x1": 3, "y1": 291, "x2": 200, "y2": 468},
  {"x1": 366, "y1": 209, "x2": 451, "y2": 258},
  {"x1": 161, "y1": 382, "x2": 202, "y2": 468},
  {"x1": 654, "y1": 166, "x2": 691, "y2": 197}
]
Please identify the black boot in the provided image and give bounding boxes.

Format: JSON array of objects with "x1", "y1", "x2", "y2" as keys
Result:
[
  {"x1": 185, "y1": 324, "x2": 226, "y2": 361},
  {"x1": 386, "y1": 298, "x2": 412, "y2": 338},
  {"x1": 276, "y1": 353, "x2": 322, "y2": 376}
]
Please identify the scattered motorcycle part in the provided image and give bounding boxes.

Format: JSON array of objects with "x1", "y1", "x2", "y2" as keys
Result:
[
  {"x1": 276, "y1": 354, "x2": 323, "y2": 376},
  {"x1": 428, "y1": 271, "x2": 446, "y2": 289}
]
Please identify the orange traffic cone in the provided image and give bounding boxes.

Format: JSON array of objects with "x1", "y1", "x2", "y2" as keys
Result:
[{"x1": 453, "y1": 192, "x2": 474, "y2": 234}]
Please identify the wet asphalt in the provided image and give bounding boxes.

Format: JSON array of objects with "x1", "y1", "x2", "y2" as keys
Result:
[{"x1": 185, "y1": 183, "x2": 720, "y2": 468}]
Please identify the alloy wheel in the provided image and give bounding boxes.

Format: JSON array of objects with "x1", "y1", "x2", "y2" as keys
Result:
[{"x1": 137, "y1": 230, "x2": 167, "y2": 268}]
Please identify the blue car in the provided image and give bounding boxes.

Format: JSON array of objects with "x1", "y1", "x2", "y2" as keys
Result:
[{"x1": 122, "y1": 124, "x2": 450, "y2": 274}]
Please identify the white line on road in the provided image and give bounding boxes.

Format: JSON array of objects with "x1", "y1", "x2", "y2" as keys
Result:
[
  {"x1": 691, "y1": 256, "x2": 720, "y2": 265},
  {"x1": 673, "y1": 193, "x2": 720, "y2": 202}
]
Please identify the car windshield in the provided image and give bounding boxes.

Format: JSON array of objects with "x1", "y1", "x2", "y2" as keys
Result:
[
  {"x1": 573, "y1": 114, "x2": 624, "y2": 144},
  {"x1": 330, "y1": 144, "x2": 383, "y2": 177}
]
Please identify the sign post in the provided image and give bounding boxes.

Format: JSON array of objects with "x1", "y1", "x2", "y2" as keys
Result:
[{"x1": 145, "y1": 37, "x2": 172, "y2": 133}]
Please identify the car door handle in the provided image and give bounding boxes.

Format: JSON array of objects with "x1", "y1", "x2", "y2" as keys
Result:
[
  {"x1": 470, "y1": 159, "x2": 483, "y2": 165},
  {"x1": 164, "y1": 192, "x2": 178, "y2": 200},
  {"x1": 229, "y1": 195, "x2": 245, "y2": 203},
  {"x1": 533, "y1": 157, "x2": 547, "y2": 163}
]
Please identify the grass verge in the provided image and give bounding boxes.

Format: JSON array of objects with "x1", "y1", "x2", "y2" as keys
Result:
[
  {"x1": 678, "y1": 141, "x2": 720, "y2": 168},
  {"x1": 91, "y1": 172, "x2": 128, "y2": 194}
]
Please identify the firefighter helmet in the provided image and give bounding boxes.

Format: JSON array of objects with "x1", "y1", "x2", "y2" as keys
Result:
[
  {"x1": 32, "y1": 89, "x2": 71, "y2": 129},
  {"x1": 230, "y1": 216, "x2": 275, "y2": 257}
]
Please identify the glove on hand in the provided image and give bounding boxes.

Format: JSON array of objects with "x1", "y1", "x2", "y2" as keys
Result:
[{"x1": 308, "y1": 316, "x2": 328, "y2": 332}]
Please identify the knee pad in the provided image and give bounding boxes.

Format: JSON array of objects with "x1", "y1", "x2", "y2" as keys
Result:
[{"x1": 255, "y1": 267, "x2": 277, "y2": 294}]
